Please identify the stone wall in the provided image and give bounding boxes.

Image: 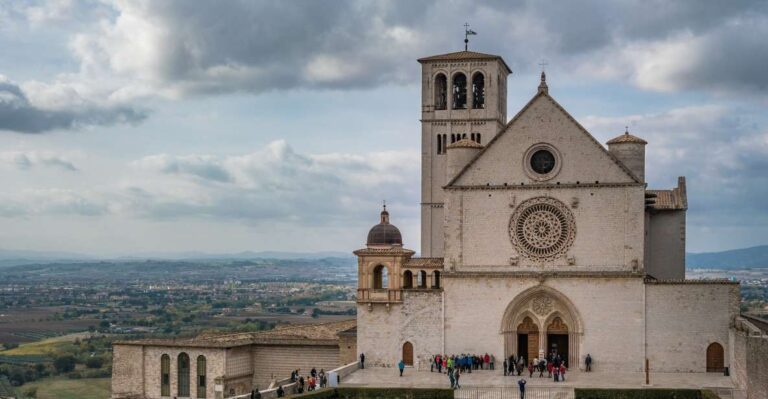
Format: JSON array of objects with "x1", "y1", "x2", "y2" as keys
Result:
[
  {"x1": 730, "y1": 318, "x2": 768, "y2": 399},
  {"x1": 111, "y1": 344, "x2": 144, "y2": 398},
  {"x1": 443, "y1": 276, "x2": 646, "y2": 371},
  {"x1": 356, "y1": 290, "x2": 443, "y2": 369},
  {"x1": 251, "y1": 345, "x2": 339, "y2": 389},
  {"x1": 338, "y1": 334, "x2": 357, "y2": 365},
  {"x1": 645, "y1": 282, "x2": 739, "y2": 372},
  {"x1": 139, "y1": 346, "x2": 227, "y2": 399},
  {"x1": 646, "y1": 210, "x2": 685, "y2": 280}
]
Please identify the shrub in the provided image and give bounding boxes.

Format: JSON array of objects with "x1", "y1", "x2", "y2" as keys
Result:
[
  {"x1": 85, "y1": 356, "x2": 104, "y2": 369},
  {"x1": 53, "y1": 355, "x2": 76, "y2": 373},
  {"x1": 575, "y1": 389, "x2": 704, "y2": 399}
]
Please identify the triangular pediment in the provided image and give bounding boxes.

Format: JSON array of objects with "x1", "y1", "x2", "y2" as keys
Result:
[{"x1": 448, "y1": 92, "x2": 640, "y2": 187}]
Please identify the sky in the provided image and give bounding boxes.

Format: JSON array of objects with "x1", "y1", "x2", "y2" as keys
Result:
[{"x1": 0, "y1": 0, "x2": 767, "y2": 256}]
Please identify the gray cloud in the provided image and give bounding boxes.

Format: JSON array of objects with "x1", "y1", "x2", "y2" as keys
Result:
[
  {"x1": 0, "y1": 77, "x2": 146, "y2": 133},
  {"x1": 1, "y1": 151, "x2": 78, "y2": 171}
]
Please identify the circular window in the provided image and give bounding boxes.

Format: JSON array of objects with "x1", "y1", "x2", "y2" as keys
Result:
[
  {"x1": 530, "y1": 150, "x2": 555, "y2": 174},
  {"x1": 509, "y1": 197, "x2": 575, "y2": 261},
  {"x1": 523, "y1": 144, "x2": 561, "y2": 181}
]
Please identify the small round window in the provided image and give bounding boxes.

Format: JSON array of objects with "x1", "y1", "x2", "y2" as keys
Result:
[{"x1": 530, "y1": 150, "x2": 556, "y2": 174}]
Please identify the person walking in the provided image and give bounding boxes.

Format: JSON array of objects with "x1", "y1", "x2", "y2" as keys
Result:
[
  {"x1": 448, "y1": 365, "x2": 455, "y2": 388},
  {"x1": 360, "y1": 353, "x2": 365, "y2": 369},
  {"x1": 484, "y1": 353, "x2": 490, "y2": 370},
  {"x1": 490, "y1": 354, "x2": 495, "y2": 370},
  {"x1": 560, "y1": 364, "x2": 567, "y2": 381},
  {"x1": 503, "y1": 358, "x2": 508, "y2": 376},
  {"x1": 276, "y1": 385, "x2": 284, "y2": 398},
  {"x1": 398, "y1": 359, "x2": 405, "y2": 377},
  {"x1": 250, "y1": 388, "x2": 262, "y2": 399},
  {"x1": 518, "y1": 378, "x2": 527, "y2": 399},
  {"x1": 585, "y1": 354, "x2": 592, "y2": 372},
  {"x1": 453, "y1": 367, "x2": 461, "y2": 389},
  {"x1": 528, "y1": 361, "x2": 534, "y2": 378}
]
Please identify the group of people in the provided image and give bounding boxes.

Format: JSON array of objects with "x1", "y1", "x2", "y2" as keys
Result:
[
  {"x1": 289, "y1": 367, "x2": 328, "y2": 393},
  {"x1": 429, "y1": 353, "x2": 496, "y2": 374},
  {"x1": 526, "y1": 352, "x2": 568, "y2": 382}
]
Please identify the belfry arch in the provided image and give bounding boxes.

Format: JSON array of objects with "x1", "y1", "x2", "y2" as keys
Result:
[{"x1": 501, "y1": 286, "x2": 583, "y2": 368}]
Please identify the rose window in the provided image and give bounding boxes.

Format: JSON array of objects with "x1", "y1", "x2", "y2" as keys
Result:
[{"x1": 510, "y1": 197, "x2": 576, "y2": 261}]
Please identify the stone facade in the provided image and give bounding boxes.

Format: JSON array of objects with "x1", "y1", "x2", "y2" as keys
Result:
[{"x1": 354, "y1": 48, "x2": 750, "y2": 392}]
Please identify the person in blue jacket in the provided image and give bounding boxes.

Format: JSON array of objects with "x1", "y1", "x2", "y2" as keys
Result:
[{"x1": 398, "y1": 359, "x2": 405, "y2": 377}]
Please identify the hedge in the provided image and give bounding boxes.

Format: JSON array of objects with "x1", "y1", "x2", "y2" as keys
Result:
[
  {"x1": 575, "y1": 389, "x2": 715, "y2": 399},
  {"x1": 292, "y1": 387, "x2": 454, "y2": 399}
]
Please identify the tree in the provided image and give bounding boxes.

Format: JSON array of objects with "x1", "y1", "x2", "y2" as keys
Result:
[
  {"x1": 53, "y1": 355, "x2": 76, "y2": 373},
  {"x1": 22, "y1": 386, "x2": 37, "y2": 398},
  {"x1": 85, "y1": 357, "x2": 104, "y2": 369}
]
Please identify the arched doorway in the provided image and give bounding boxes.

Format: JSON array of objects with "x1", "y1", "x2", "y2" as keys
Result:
[
  {"x1": 706, "y1": 342, "x2": 724, "y2": 372},
  {"x1": 402, "y1": 342, "x2": 413, "y2": 366},
  {"x1": 402, "y1": 270, "x2": 413, "y2": 289},
  {"x1": 547, "y1": 317, "x2": 569, "y2": 367},
  {"x1": 517, "y1": 317, "x2": 539, "y2": 365}
]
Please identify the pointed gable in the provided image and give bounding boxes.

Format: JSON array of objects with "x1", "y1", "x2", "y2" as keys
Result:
[{"x1": 448, "y1": 91, "x2": 641, "y2": 187}]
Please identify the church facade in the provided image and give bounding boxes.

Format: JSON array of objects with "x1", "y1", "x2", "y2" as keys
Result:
[{"x1": 354, "y1": 49, "x2": 742, "y2": 375}]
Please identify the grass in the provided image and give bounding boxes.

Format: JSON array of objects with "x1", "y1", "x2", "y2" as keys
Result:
[
  {"x1": 24, "y1": 377, "x2": 110, "y2": 399},
  {"x1": 1, "y1": 332, "x2": 93, "y2": 356}
]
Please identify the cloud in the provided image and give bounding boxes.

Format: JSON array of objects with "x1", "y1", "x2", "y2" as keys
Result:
[
  {"x1": 0, "y1": 76, "x2": 146, "y2": 133},
  {"x1": 0, "y1": 151, "x2": 78, "y2": 171}
]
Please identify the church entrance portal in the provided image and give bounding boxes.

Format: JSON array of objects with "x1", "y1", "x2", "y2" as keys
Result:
[
  {"x1": 402, "y1": 342, "x2": 413, "y2": 366},
  {"x1": 501, "y1": 287, "x2": 582, "y2": 369}
]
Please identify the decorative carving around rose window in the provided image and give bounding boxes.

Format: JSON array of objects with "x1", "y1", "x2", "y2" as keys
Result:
[
  {"x1": 532, "y1": 295, "x2": 553, "y2": 316},
  {"x1": 510, "y1": 197, "x2": 576, "y2": 261}
]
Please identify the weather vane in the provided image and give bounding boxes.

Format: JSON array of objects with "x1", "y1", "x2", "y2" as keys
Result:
[{"x1": 464, "y1": 23, "x2": 477, "y2": 51}]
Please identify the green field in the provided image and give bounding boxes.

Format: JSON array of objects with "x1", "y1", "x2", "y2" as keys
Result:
[{"x1": 25, "y1": 377, "x2": 110, "y2": 399}]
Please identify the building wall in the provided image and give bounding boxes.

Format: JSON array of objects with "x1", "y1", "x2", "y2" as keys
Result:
[
  {"x1": 443, "y1": 277, "x2": 646, "y2": 371},
  {"x1": 251, "y1": 345, "x2": 339, "y2": 388},
  {"x1": 645, "y1": 283, "x2": 739, "y2": 372},
  {"x1": 356, "y1": 290, "x2": 443, "y2": 369},
  {"x1": 730, "y1": 319, "x2": 768, "y2": 399},
  {"x1": 338, "y1": 334, "x2": 357, "y2": 365},
  {"x1": 444, "y1": 185, "x2": 645, "y2": 271},
  {"x1": 646, "y1": 210, "x2": 686, "y2": 280},
  {"x1": 111, "y1": 344, "x2": 145, "y2": 398},
  {"x1": 139, "y1": 346, "x2": 226, "y2": 399}
]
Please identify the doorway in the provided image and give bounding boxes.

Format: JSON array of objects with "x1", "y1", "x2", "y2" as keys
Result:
[
  {"x1": 402, "y1": 342, "x2": 413, "y2": 366},
  {"x1": 516, "y1": 316, "x2": 539, "y2": 364},
  {"x1": 546, "y1": 317, "x2": 569, "y2": 367},
  {"x1": 706, "y1": 342, "x2": 724, "y2": 372}
]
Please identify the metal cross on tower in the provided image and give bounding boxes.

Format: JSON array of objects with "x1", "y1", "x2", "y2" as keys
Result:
[{"x1": 464, "y1": 23, "x2": 477, "y2": 51}]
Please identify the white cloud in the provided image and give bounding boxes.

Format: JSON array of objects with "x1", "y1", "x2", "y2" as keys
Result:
[{"x1": 0, "y1": 150, "x2": 78, "y2": 171}]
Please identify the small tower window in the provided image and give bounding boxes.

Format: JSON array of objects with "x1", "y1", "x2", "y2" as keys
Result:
[
  {"x1": 472, "y1": 72, "x2": 485, "y2": 109},
  {"x1": 373, "y1": 265, "x2": 388, "y2": 289},
  {"x1": 418, "y1": 270, "x2": 427, "y2": 288},
  {"x1": 403, "y1": 270, "x2": 413, "y2": 289},
  {"x1": 432, "y1": 271, "x2": 441, "y2": 289},
  {"x1": 452, "y1": 73, "x2": 467, "y2": 109},
  {"x1": 434, "y1": 74, "x2": 447, "y2": 110},
  {"x1": 437, "y1": 134, "x2": 442, "y2": 154}
]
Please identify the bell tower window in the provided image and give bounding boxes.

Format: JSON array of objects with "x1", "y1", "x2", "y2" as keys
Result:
[
  {"x1": 434, "y1": 74, "x2": 447, "y2": 110},
  {"x1": 472, "y1": 72, "x2": 485, "y2": 109},
  {"x1": 452, "y1": 73, "x2": 467, "y2": 109}
]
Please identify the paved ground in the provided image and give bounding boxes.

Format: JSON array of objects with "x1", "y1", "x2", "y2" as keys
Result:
[{"x1": 341, "y1": 367, "x2": 735, "y2": 390}]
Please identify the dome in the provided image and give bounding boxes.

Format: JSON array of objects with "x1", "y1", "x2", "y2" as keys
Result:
[
  {"x1": 607, "y1": 128, "x2": 647, "y2": 145},
  {"x1": 366, "y1": 205, "x2": 403, "y2": 246}
]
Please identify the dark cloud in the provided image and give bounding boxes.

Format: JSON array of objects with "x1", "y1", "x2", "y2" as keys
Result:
[{"x1": 0, "y1": 78, "x2": 146, "y2": 133}]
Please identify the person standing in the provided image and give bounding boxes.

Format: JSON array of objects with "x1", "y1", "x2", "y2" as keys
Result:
[
  {"x1": 503, "y1": 358, "x2": 508, "y2": 376},
  {"x1": 360, "y1": 353, "x2": 365, "y2": 369},
  {"x1": 448, "y1": 365, "x2": 455, "y2": 389},
  {"x1": 453, "y1": 368, "x2": 461, "y2": 389},
  {"x1": 398, "y1": 359, "x2": 405, "y2": 377},
  {"x1": 276, "y1": 385, "x2": 284, "y2": 398},
  {"x1": 250, "y1": 388, "x2": 262, "y2": 399},
  {"x1": 518, "y1": 378, "x2": 527, "y2": 399},
  {"x1": 585, "y1": 354, "x2": 592, "y2": 372}
]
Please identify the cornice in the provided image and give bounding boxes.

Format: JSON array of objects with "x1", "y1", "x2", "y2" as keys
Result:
[
  {"x1": 443, "y1": 270, "x2": 644, "y2": 279},
  {"x1": 445, "y1": 182, "x2": 645, "y2": 191}
]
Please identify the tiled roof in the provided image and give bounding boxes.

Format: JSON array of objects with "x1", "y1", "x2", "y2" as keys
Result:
[
  {"x1": 114, "y1": 319, "x2": 356, "y2": 348},
  {"x1": 447, "y1": 139, "x2": 483, "y2": 149},
  {"x1": 647, "y1": 177, "x2": 687, "y2": 211},
  {"x1": 607, "y1": 132, "x2": 648, "y2": 145},
  {"x1": 404, "y1": 257, "x2": 444, "y2": 268},
  {"x1": 418, "y1": 51, "x2": 511, "y2": 73}
]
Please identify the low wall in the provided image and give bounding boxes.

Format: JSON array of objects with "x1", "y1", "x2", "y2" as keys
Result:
[
  {"x1": 328, "y1": 362, "x2": 360, "y2": 387},
  {"x1": 730, "y1": 317, "x2": 768, "y2": 399}
]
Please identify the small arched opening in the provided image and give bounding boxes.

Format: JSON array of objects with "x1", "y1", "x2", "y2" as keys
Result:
[
  {"x1": 197, "y1": 355, "x2": 207, "y2": 398},
  {"x1": 706, "y1": 342, "x2": 725, "y2": 372},
  {"x1": 402, "y1": 341, "x2": 414, "y2": 366},
  {"x1": 160, "y1": 354, "x2": 170, "y2": 397},
  {"x1": 178, "y1": 352, "x2": 190, "y2": 397},
  {"x1": 372, "y1": 265, "x2": 388, "y2": 289},
  {"x1": 403, "y1": 270, "x2": 413, "y2": 289},
  {"x1": 472, "y1": 72, "x2": 485, "y2": 109},
  {"x1": 418, "y1": 270, "x2": 427, "y2": 288},
  {"x1": 452, "y1": 73, "x2": 467, "y2": 109},
  {"x1": 434, "y1": 74, "x2": 447, "y2": 110},
  {"x1": 432, "y1": 271, "x2": 441, "y2": 289}
]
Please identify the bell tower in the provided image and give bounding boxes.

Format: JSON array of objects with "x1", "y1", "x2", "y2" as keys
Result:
[{"x1": 417, "y1": 50, "x2": 511, "y2": 257}]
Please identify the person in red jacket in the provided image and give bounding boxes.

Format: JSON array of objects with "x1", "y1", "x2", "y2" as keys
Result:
[
  {"x1": 484, "y1": 353, "x2": 490, "y2": 369},
  {"x1": 559, "y1": 364, "x2": 567, "y2": 381}
]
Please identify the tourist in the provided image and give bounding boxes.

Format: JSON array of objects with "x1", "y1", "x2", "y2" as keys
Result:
[
  {"x1": 311, "y1": 367, "x2": 317, "y2": 378},
  {"x1": 442, "y1": 356, "x2": 448, "y2": 373},
  {"x1": 517, "y1": 356, "x2": 525, "y2": 376},
  {"x1": 490, "y1": 354, "x2": 495, "y2": 370},
  {"x1": 453, "y1": 367, "x2": 461, "y2": 389},
  {"x1": 250, "y1": 388, "x2": 262, "y2": 399},
  {"x1": 503, "y1": 358, "x2": 508, "y2": 376},
  {"x1": 276, "y1": 385, "x2": 284, "y2": 398},
  {"x1": 298, "y1": 376, "x2": 305, "y2": 393},
  {"x1": 538, "y1": 359, "x2": 545, "y2": 378},
  {"x1": 585, "y1": 354, "x2": 592, "y2": 372},
  {"x1": 319, "y1": 369, "x2": 326, "y2": 388},
  {"x1": 484, "y1": 353, "x2": 490, "y2": 370},
  {"x1": 447, "y1": 356, "x2": 453, "y2": 372},
  {"x1": 518, "y1": 378, "x2": 527, "y2": 399},
  {"x1": 547, "y1": 360, "x2": 553, "y2": 378},
  {"x1": 398, "y1": 359, "x2": 405, "y2": 377},
  {"x1": 528, "y1": 361, "x2": 534, "y2": 377},
  {"x1": 360, "y1": 353, "x2": 365, "y2": 369},
  {"x1": 448, "y1": 365, "x2": 455, "y2": 388},
  {"x1": 560, "y1": 364, "x2": 567, "y2": 381},
  {"x1": 508, "y1": 355, "x2": 514, "y2": 375}
]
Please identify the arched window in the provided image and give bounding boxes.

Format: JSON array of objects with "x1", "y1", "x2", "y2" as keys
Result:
[
  {"x1": 197, "y1": 355, "x2": 207, "y2": 398},
  {"x1": 432, "y1": 271, "x2": 441, "y2": 289},
  {"x1": 178, "y1": 353, "x2": 190, "y2": 397},
  {"x1": 373, "y1": 265, "x2": 388, "y2": 289},
  {"x1": 706, "y1": 342, "x2": 724, "y2": 372},
  {"x1": 403, "y1": 270, "x2": 413, "y2": 289},
  {"x1": 472, "y1": 72, "x2": 485, "y2": 109},
  {"x1": 418, "y1": 270, "x2": 427, "y2": 288},
  {"x1": 452, "y1": 73, "x2": 467, "y2": 109},
  {"x1": 160, "y1": 354, "x2": 170, "y2": 397},
  {"x1": 434, "y1": 74, "x2": 447, "y2": 110}
]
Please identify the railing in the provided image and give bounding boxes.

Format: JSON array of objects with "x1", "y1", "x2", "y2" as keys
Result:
[
  {"x1": 226, "y1": 381, "x2": 298, "y2": 399},
  {"x1": 454, "y1": 387, "x2": 574, "y2": 399}
]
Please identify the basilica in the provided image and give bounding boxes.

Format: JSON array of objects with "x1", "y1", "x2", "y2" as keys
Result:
[{"x1": 354, "y1": 49, "x2": 744, "y2": 375}]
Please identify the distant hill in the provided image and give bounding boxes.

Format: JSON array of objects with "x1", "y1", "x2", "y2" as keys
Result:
[{"x1": 687, "y1": 245, "x2": 768, "y2": 269}]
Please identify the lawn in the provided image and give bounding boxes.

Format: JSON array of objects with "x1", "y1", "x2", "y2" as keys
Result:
[
  {"x1": 2, "y1": 332, "x2": 94, "y2": 356},
  {"x1": 25, "y1": 377, "x2": 110, "y2": 399}
]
